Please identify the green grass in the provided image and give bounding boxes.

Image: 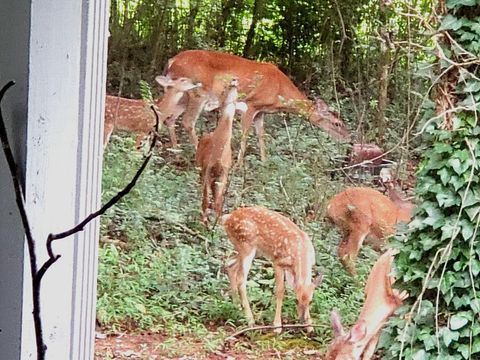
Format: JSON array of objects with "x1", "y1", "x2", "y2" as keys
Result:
[{"x1": 97, "y1": 116, "x2": 377, "y2": 352}]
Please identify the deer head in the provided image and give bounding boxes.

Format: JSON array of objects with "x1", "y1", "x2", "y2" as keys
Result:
[
  {"x1": 309, "y1": 99, "x2": 351, "y2": 141},
  {"x1": 154, "y1": 75, "x2": 202, "y2": 147}
]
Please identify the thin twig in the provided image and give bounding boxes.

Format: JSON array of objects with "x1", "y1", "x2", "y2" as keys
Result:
[
  {"x1": 225, "y1": 323, "x2": 325, "y2": 341},
  {"x1": 0, "y1": 81, "x2": 46, "y2": 358},
  {"x1": 36, "y1": 106, "x2": 161, "y2": 282}
]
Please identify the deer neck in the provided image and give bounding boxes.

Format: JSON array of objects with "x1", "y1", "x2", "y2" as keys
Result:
[
  {"x1": 387, "y1": 186, "x2": 413, "y2": 221},
  {"x1": 277, "y1": 93, "x2": 312, "y2": 115},
  {"x1": 356, "y1": 298, "x2": 397, "y2": 343},
  {"x1": 212, "y1": 104, "x2": 235, "y2": 147},
  {"x1": 292, "y1": 238, "x2": 315, "y2": 286}
]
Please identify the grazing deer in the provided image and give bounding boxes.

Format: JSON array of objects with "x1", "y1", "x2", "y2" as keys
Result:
[
  {"x1": 222, "y1": 206, "x2": 322, "y2": 333},
  {"x1": 326, "y1": 186, "x2": 413, "y2": 275},
  {"x1": 195, "y1": 77, "x2": 246, "y2": 224},
  {"x1": 161, "y1": 49, "x2": 350, "y2": 162},
  {"x1": 325, "y1": 250, "x2": 408, "y2": 359},
  {"x1": 103, "y1": 77, "x2": 200, "y2": 148}
]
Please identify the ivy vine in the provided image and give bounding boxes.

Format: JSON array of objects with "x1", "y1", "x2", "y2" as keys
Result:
[{"x1": 381, "y1": 0, "x2": 480, "y2": 359}]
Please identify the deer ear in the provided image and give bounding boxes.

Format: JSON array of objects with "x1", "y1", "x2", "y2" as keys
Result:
[
  {"x1": 348, "y1": 320, "x2": 367, "y2": 342},
  {"x1": 155, "y1": 75, "x2": 172, "y2": 87},
  {"x1": 330, "y1": 310, "x2": 345, "y2": 338},
  {"x1": 183, "y1": 80, "x2": 202, "y2": 90}
]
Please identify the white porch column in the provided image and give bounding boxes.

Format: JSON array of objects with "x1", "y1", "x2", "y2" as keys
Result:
[{"x1": 0, "y1": 0, "x2": 108, "y2": 359}]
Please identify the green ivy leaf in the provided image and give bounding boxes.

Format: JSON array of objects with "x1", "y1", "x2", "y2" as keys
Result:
[
  {"x1": 439, "y1": 15, "x2": 465, "y2": 31},
  {"x1": 442, "y1": 327, "x2": 460, "y2": 347},
  {"x1": 435, "y1": 143, "x2": 454, "y2": 153},
  {"x1": 412, "y1": 349, "x2": 428, "y2": 360},
  {"x1": 471, "y1": 298, "x2": 480, "y2": 313},
  {"x1": 437, "y1": 191, "x2": 458, "y2": 208},
  {"x1": 460, "y1": 220, "x2": 474, "y2": 241},
  {"x1": 438, "y1": 167, "x2": 451, "y2": 185},
  {"x1": 449, "y1": 158, "x2": 463, "y2": 174},
  {"x1": 447, "y1": 0, "x2": 478, "y2": 8},
  {"x1": 450, "y1": 314, "x2": 469, "y2": 330},
  {"x1": 471, "y1": 259, "x2": 480, "y2": 277}
]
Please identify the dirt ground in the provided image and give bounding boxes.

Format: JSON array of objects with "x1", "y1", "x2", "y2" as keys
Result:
[{"x1": 94, "y1": 332, "x2": 326, "y2": 360}]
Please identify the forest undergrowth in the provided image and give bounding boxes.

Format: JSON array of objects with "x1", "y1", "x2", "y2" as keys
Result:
[{"x1": 96, "y1": 113, "x2": 389, "y2": 355}]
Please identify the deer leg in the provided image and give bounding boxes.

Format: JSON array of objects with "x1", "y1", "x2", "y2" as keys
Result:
[
  {"x1": 237, "y1": 248, "x2": 256, "y2": 326},
  {"x1": 273, "y1": 266, "x2": 285, "y2": 333},
  {"x1": 201, "y1": 174, "x2": 211, "y2": 224},
  {"x1": 134, "y1": 133, "x2": 146, "y2": 150},
  {"x1": 338, "y1": 228, "x2": 369, "y2": 276},
  {"x1": 213, "y1": 171, "x2": 228, "y2": 220},
  {"x1": 362, "y1": 333, "x2": 380, "y2": 360},
  {"x1": 226, "y1": 258, "x2": 240, "y2": 302},
  {"x1": 182, "y1": 93, "x2": 208, "y2": 148},
  {"x1": 164, "y1": 116, "x2": 178, "y2": 148},
  {"x1": 103, "y1": 122, "x2": 114, "y2": 149},
  {"x1": 253, "y1": 113, "x2": 266, "y2": 162},
  {"x1": 237, "y1": 109, "x2": 257, "y2": 165}
]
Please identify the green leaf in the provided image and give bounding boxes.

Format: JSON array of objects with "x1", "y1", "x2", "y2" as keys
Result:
[
  {"x1": 439, "y1": 15, "x2": 465, "y2": 31},
  {"x1": 442, "y1": 327, "x2": 460, "y2": 347},
  {"x1": 449, "y1": 158, "x2": 463, "y2": 174},
  {"x1": 434, "y1": 143, "x2": 454, "y2": 153},
  {"x1": 447, "y1": 0, "x2": 478, "y2": 8},
  {"x1": 457, "y1": 344, "x2": 470, "y2": 359},
  {"x1": 438, "y1": 167, "x2": 451, "y2": 185},
  {"x1": 471, "y1": 298, "x2": 480, "y2": 313},
  {"x1": 471, "y1": 259, "x2": 480, "y2": 277},
  {"x1": 450, "y1": 314, "x2": 469, "y2": 330},
  {"x1": 460, "y1": 220, "x2": 474, "y2": 241},
  {"x1": 412, "y1": 349, "x2": 428, "y2": 360},
  {"x1": 437, "y1": 191, "x2": 458, "y2": 208},
  {"x1": 463, "y1": 80, "x2": 480, "y2": 93}
]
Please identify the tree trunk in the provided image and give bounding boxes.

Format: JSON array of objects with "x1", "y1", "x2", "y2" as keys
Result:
[
  {"x1": 243, "y1": 0, "x2": 264, "y2": 58},
  {"x1": 217, "y1": 0, "x2": 236, "y2": 48},
  {"x1": 374, "y1": 1, "x2": 394, "y2": 145},
  {"x1": 185, "y1": 0, "x2": 200, "y2": 49}
]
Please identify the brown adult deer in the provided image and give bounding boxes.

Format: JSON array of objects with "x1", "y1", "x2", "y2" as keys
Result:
[
  {"x1": 326, "y1": 186, "x2": 413, "y2": 275},
  {"x1": 195, "y1": 77, "x2": 246, "y2": 223},
  {"x1": 325, "y1": 250, "x2": 408, "y2": 359},
  {"x1": 222, "y1": 206, "x2": 322, "y2": 333},
  {"x1": 162, "y1": 49, "x2": 351, "y2": 162},
  {"x1": 104, "y1": 76, "x2": 200, "y2": 148}
]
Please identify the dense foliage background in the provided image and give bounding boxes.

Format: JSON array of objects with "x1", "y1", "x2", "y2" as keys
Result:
[{"x1": 107, "y1": 0, "x2": 432, "y2": 145}]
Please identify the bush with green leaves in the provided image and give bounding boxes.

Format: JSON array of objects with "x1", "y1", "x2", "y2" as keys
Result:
[{"x1": 381, "y1": 1, "x2": 480, "y2": 358}]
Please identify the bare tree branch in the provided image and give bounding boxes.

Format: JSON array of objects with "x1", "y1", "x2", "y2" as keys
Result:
[{"x1": 0, "y1": 81, "x2": 161, "y2": 360}]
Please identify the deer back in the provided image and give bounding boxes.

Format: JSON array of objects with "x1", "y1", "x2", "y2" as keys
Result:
[
  {"x1": 104, "y1": 95, "x2": 153, "y2": 133},
  {"x1": 223, "y1": 207, "x2": 315, "y2": 274},
  {"x1": 327, "y1": 187, "x2": 408, "y2": 239}
]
